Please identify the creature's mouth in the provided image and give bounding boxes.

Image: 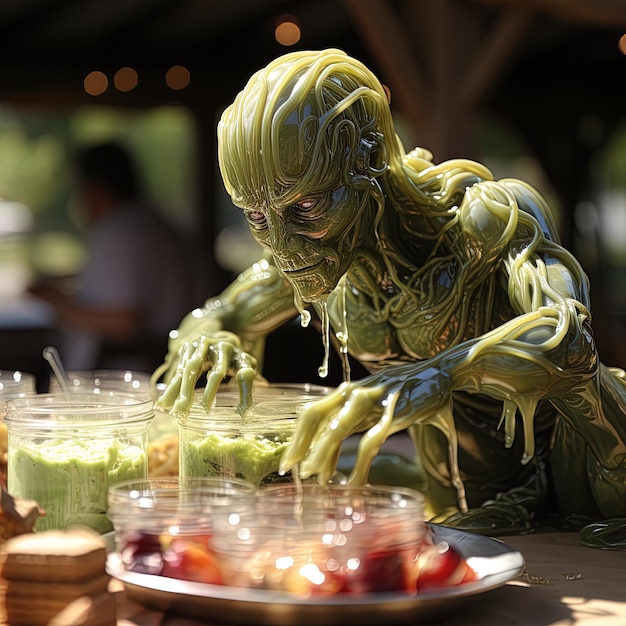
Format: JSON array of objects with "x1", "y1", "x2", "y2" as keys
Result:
[{"x1": 281, "y1": 258, "x2": 325, "y2": 277}]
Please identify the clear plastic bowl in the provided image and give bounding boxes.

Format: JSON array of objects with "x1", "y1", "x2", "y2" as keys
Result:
[
  {"x1": 108, "y1": 476, "x2": 257, "y2": 533},
  {"x1": 107, "y1": 476, "x2": 257, "y2": 580},
  {"x1": 210, "y1": 483, "x2": 426, "y2": 595}
]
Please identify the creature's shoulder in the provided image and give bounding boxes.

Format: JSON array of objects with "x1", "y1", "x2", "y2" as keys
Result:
[{"x1": 497, "y1": 178, "x2": 561, "y2": 243}]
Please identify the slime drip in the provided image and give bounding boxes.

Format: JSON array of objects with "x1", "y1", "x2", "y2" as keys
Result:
[
  {"x1": 317, "y1": 301, "x2": 330, "y2": 379},
  {"x1": 335, "y1": 275, "x2": 351, "y2": 383},
  {"x1": 303, "y1": 277, "x2": 352, "y2": 383}
]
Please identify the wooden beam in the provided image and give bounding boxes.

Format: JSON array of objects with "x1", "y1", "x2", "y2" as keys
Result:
[
  {"x1": 341, "y1": 0, "x2": 429, "y2": 125},
  {"x1": 461, "y1": 7, "x2": 534, "y2": 109},
  {"x1": 469, "y1": 0, "x2": 626, "y2": 28},
  {"x1": 422, "y1": 0, "x2": 485, "y2": 160}
]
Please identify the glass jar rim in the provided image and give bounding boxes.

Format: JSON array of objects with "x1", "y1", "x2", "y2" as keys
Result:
[
  {"x1": 217, "y1": 382, "x2": 333, "y2": 395},
  {"x1": 178, "y1": 396, "x2": 314, "y2": 424},
  {"x1": 181, "y1": 383, "x2": 332, "y2": 411},
  {"x1": 176, "y1": 413, "x2": 297, "y2": 434},
  {"x1": 3, "y1": 391, "x2": 154, "y2": 426}
]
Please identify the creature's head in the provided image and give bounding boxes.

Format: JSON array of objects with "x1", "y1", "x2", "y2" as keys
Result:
[{"x1": 217, "y1": 49, "x2": 398, "y2": 303}]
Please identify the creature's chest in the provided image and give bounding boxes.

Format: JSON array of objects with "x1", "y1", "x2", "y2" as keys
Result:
[{"x1": 325, "y1": 270, "x2": 492, "y2": 365}]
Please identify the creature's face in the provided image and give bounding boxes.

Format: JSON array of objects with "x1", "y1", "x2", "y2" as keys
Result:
[
  {"x1": 242, "y1": 182, "x2": 373, "y2": 302},
  {"x1": 218, "y1": 50, "x2": 389, "y2": 302}
]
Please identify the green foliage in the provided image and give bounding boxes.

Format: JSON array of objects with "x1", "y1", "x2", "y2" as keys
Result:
[
  {"x1": 598, "y1": 119, "x2": 626, "y2": 190},
  {"x1": 0, "y1": 104, "x2": 195, "y2": 277}
]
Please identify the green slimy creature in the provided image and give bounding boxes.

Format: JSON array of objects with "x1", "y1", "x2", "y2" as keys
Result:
[{"x1": 153, "y1": 49, "x2": 626, "y2": 548}]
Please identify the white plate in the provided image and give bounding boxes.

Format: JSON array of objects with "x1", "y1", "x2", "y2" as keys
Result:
[{"x1": 106, "y1": 524, "x2": 525, "y2": 625}]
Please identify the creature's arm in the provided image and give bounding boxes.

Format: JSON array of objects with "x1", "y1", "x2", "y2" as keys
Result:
[
  {"x1": 153, "y1": 255, "x2": 298, "y2": 414},
  {"x1": 281, "y1": 179, "x2": 596, "y2": 494}
]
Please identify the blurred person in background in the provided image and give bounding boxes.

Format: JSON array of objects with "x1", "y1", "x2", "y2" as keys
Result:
[{"x1": 28, "y1": 141, "x2": 199, "y2": 372}]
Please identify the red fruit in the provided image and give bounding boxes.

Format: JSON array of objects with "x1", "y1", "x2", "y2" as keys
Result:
[
  {"x1": 415, "y1": 541, "x2": 477, "y2": 591},
  {"x1": 341, "y1": 549, "x2": 409, "y2": 594},
  {"x1": 161, "y1": 539, "x2": 223, "y2": 585},
  {"x1": 120, "y1": 531, "x2": 164, "y2": 575}
]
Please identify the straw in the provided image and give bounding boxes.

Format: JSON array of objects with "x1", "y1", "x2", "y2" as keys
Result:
[{"x1": 42, "y1": 346, "x2": 70, "y2": 394}]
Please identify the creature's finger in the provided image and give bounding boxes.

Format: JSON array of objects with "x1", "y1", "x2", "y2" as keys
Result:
[
  {"x1": 155, "y1": 374, "x2": 181, "y2": 410},
  {"x1": 212, "y1": 330, "x2": 242, "y2": 347},
  {"x1": 202, "y1": 340, "x2": 234, "y2": 409},
  {"x1": 279, "y1": 386, "x2": 350, "y2": 474},
  {"x1": 172, "y1": 336, "x2": 211, "y2": 414},
  {"x1": 235, "y1": 349, "x2": 257, "y2": 372},
  {"x1": 348, "y1": 391, "x2": 398, "y2": 485},
  {"x1": 298, "y1": 388, "x2": 381, "y2": 481},
  {"x1": 235, "y1": 367, "x2": 256, "y2": 414},
  {"x1": 233, "y1": 351, "x2": 257, "y2": 413},
  {"x1": 155, "y1": 340, "x2": 197, "y2": 409}
]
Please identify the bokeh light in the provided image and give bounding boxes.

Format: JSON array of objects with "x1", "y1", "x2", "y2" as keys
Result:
[
  {"x1": 114, "y1": 67, "x2": 138, "y2": 92},
  {"x1": 165, "y1": 65, "x2": 191, "y2": 90},
  {"x1": 275, "y1": 15, "x2": 301, "y2": 46},
  {"x1": 84, "y1": 71, "x2": 108, "y2": 96}
]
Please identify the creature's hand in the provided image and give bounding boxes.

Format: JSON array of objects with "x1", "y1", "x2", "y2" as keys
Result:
[
  {"x1": 151, "y1": 256, "x2": 298, "y2": 408},
  {"x1": 155, "y1": 330, "x2": 258, "y2": 416},
  {"x1": 280, "y1": 364, "x2": 450, "y2": 485},
  {"x1": 158, "y1": 258, "x2": 294, "y2": 378}
]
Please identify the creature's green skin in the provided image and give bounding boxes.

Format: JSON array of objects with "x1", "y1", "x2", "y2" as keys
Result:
[{"x1": 154, "y1": 49, "x2": 626, "y2": 546}]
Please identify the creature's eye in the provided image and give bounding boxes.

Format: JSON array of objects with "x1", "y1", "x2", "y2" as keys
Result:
[
  {"x1": 299, "y1": 198, "x2": 317, "y2": 210},
  {"x1": 245, "y1": 209, "x2": 268, "y2": 231},
  {"x1": 290, "y1": 196, "x2": 325, "y2": 221}
]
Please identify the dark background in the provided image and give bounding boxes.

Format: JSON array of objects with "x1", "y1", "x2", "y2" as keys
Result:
[{"x1": 1, "y1": 0, "x2": 626, "y2": 384}]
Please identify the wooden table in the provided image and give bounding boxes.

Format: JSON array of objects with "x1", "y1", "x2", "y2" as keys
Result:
[{"x1": 113, "y1": 530, "x2": 626, "y2": 626}]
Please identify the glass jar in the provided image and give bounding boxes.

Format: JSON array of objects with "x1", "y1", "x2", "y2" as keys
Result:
[
  {"x1": 48, "y1": 370, "x2": 176, "y2": 479},
  {"x1": 0, "y1": 370, "x2": 37, "y2": 487},
  {"x1": 177, "y1": 394, "x2": 321, "y2": 488},
  {"x1": 164, "y1": 383, "x2": 330, "y2": 484},
  {"x1": 4, "y1": 390, "x2": 154, "y2": 533}
]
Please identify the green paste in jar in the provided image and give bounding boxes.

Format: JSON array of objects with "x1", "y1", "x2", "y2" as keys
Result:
[
  {"x1": 180, "y1": 431, "x2": 292, "y2": 487},
  {"x1": 8, "y1": 439, "x2": 146, "y2": 533}
]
